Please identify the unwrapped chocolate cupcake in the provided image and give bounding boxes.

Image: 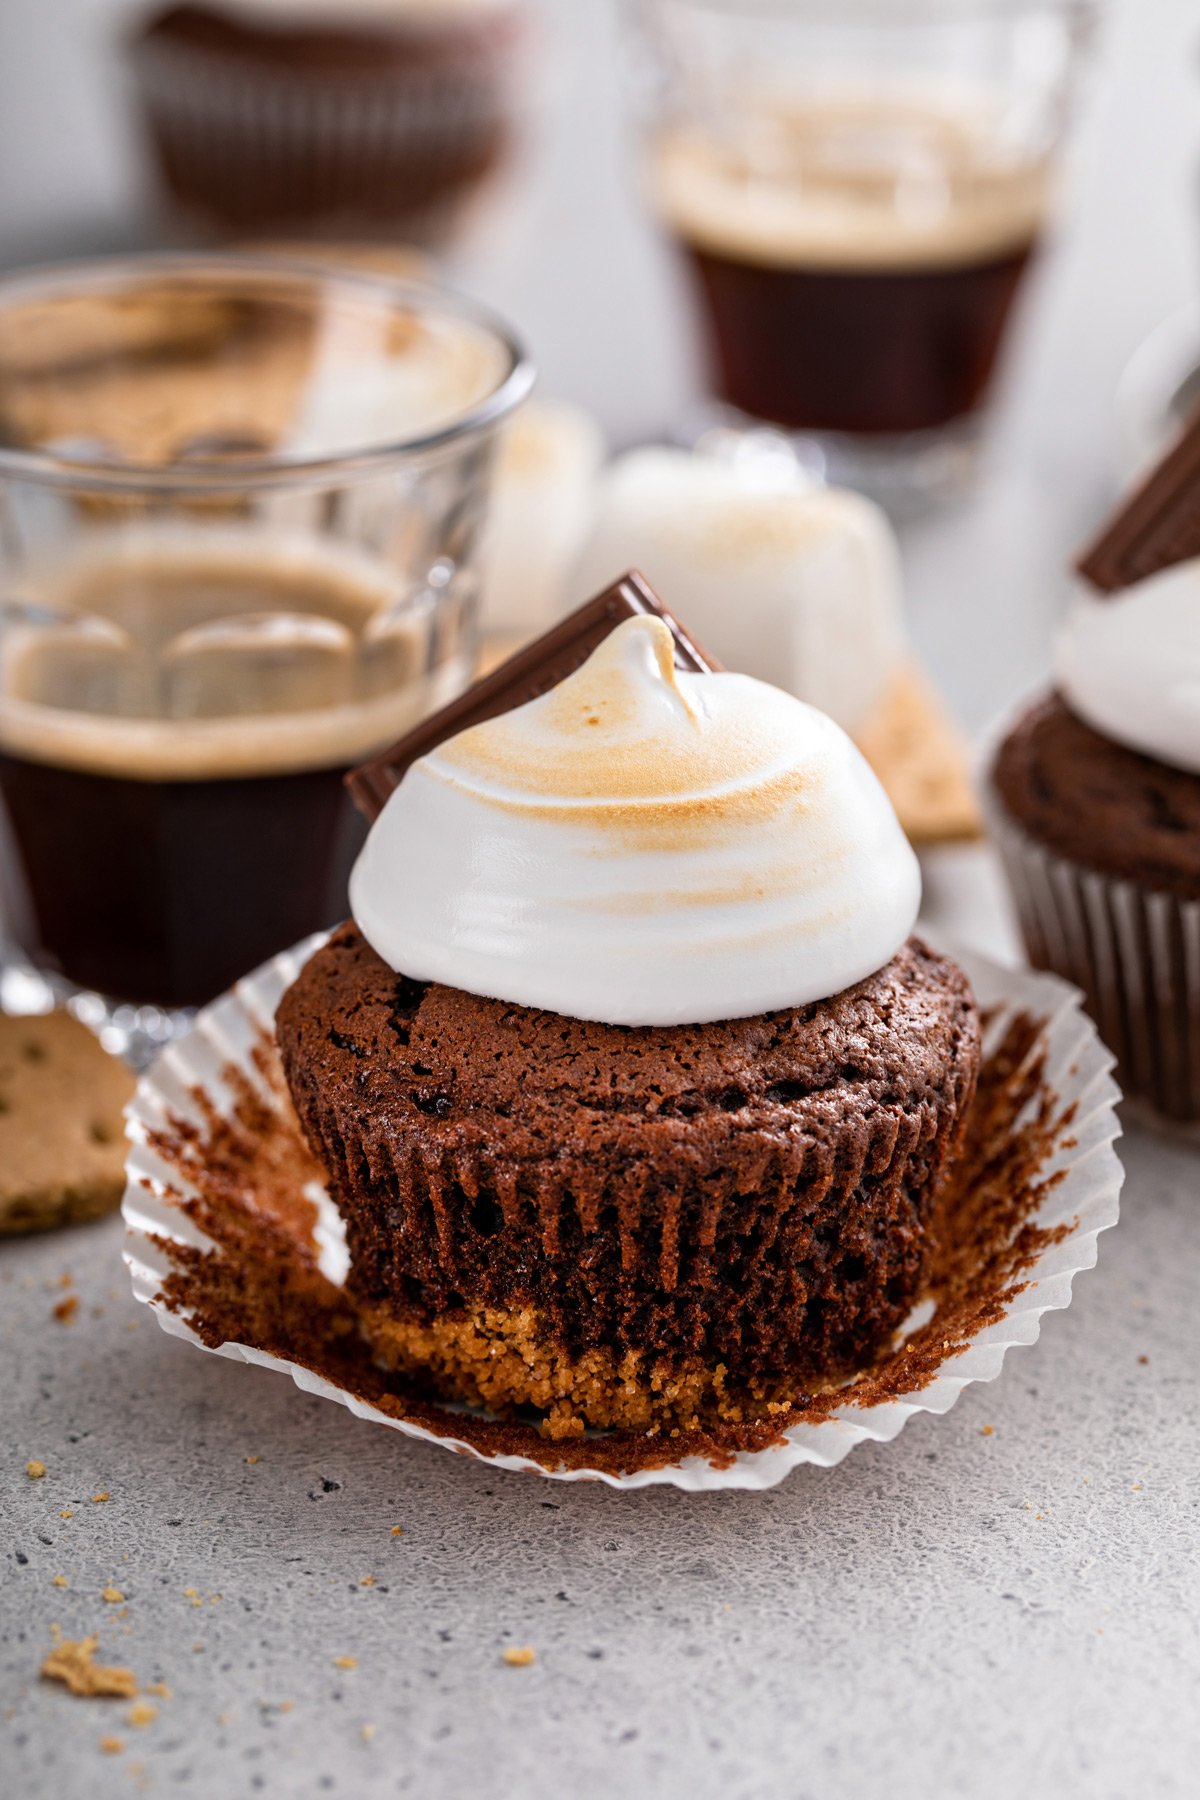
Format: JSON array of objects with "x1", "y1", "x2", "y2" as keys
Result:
[
  {"x1": 128, "y1": 0, "x2": 527, "y2": 244},
  {"x1": 277, "y1": 596, "x2": 981, "y2": 1438},
  {"x1": 989, "y1": 415, "x2": 1200, "y2": 1127}
]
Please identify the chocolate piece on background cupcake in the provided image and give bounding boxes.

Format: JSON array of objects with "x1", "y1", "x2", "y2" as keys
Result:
[
  {"x1": 990, "y1": 411, "x2": 1200, "y2": 1124},
  {"x1": 127, "y1": 0, "x2": 528, "y2": 245},
  {"x1": 278, "y1": 586, "x2": 980, "y2": 1438}
]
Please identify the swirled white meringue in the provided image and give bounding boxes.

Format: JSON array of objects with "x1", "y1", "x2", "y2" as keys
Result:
[
  {"x1": 350, "y1": 616, "x2": 921, "y2": 1025},
  {"x1": 1057, "y1": 561, "x2": 1200, "y2": 775}
]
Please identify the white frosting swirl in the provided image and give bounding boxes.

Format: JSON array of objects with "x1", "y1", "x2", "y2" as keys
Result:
[
  {"x1": 350, "y1": 616, "x2": 920, "y2": 1026},
  {"x1": 1056, "y1": 561, "x2": 1200, "y2": 775}
]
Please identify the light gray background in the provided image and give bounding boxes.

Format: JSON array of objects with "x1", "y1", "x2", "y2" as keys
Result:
[{"x1": 4, "y1": 2, "x2": 1200, "y2": 1797}]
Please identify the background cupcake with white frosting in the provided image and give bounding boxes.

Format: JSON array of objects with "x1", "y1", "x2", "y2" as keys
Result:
[
  {"x1": 990, "y1": 561, "x2": 1200, "y2": 1125},
  {"x1": 277, "y1": 608, "x2": 981, "y2": 1439},
  {"x1": 127, "y1": 0, "x2": 528, "y2": 245}
]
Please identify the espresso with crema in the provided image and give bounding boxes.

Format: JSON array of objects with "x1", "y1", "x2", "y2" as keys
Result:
[
  {"x1": 0, "y1": 542, "x2": 468, "y2": 1006},
  {"x1": 653, "y1": 89, "x2": 1052, "y2": 435}
]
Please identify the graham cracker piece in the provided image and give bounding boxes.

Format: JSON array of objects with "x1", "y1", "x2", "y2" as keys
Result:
[
  {"x1": 853, "y1": 661, "x2": 981, "y2": 844},
  {"x1": 0, "y1": 1012, "x2": 134, "y2": 1237}
]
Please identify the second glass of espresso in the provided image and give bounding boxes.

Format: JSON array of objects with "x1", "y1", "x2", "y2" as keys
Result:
[
  {"x1": 0, "y1": 255, "x2": 532, "y2": 1056},
  {"x1": 630, "y1": 0, "x2": 1095, "y2": 503}
]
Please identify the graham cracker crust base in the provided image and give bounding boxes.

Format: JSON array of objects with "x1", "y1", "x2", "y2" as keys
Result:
[{"x1": 361, "y1": 1302, "x2": 809, "y2": 1441}]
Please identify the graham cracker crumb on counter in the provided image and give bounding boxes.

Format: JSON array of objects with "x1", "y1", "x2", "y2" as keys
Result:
[
  {"x1": 59, "y1": 1509, "x2": 74, "y2": 1520},
  {"x1": 502, "y1": 1647, "x2": 536, "y2": 1668},
  {"x1": 361, "y1": 1723, "x2": 377, "y2": 1743},
  {"x1": 359, "y1": 1575, "x2": 375, "y2": 1587},
  {"x1": 126, "y1": 1702, "x2": 158, "y2": 1728},
  {"x1": 1138, "y1": 1354, "x2": 1149, "y2": 1365},
  {"x1": 41, "y1": 1635, "x2": 138, "y2": 1699},
  {"x1": 102, "y1": 1586, "x2": 125, "y2": 1604},
  {"x1": 99, "y1": 1736, "x2": 125, "y2": 1755},
  {"x1": 52, "y1": 1575, "x2": 69, "y2": 1589},
  {"x1": 183, "y1": 1588, "x2": 203, "y2": 1607},
  {"x1": 980, "y1": 1425, "x2": 995, "y2": 1437},
  {"x1": 26, "y1": 1459, "x2": 46, "y2": 1478},
  {"x1": 53, "y1": 1294, "x2": 80, "y2": 1323},
  {"x1": 92, "y1": 1491, "x2": 110, "y2": 1504},
  {"x1": 333, "y1": 1656, "x2": 358, "y2": 1671},
  {"x1": 59, "y1": 1271, "x2": 73, "y2": 1288},
  {"x1": 389, "y1": 1526, "x2": 403, "y2": 1538},
  {"x1": 146, "y1": 1682, "x2": 172, "y2": 1700},
  {"x1": 245, "y1": 1455, "x2": 261, "y2": 1464}
]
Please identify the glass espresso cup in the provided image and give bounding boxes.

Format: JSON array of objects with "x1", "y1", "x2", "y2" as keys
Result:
[
  {"x1": 628, "y1": 0, "x2": 1095, "y2": 502},
  {"x1": 0, "y1": 255, "x2": 531, "y2": 1056}
]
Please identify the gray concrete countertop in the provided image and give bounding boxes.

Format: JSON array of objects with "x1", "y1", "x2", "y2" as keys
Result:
[
  {"x1": 4, "y1": 2, "x2": 1200, "y2": 1796},
  {"x1": 4, "y1": 1087, "x2": 1198, "y2": 1800}
]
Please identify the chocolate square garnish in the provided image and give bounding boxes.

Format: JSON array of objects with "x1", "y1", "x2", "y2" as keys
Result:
[
  {"x1": 348, "y1": 570, "x2": 721, "y2": 822},
  {"x1": 1077, "y1": 406, "x2": 1200, "y2": 594}
]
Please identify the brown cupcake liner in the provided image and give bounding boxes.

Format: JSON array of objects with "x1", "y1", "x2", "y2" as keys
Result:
[
  {"x1": 289, "y1": 1041, "x2": 975, "y2": 1410},
  {"x1": 130, "y1": 35, "x2": 517, "y2": 238},
  {"x1": 989, "y1": 796, "x2": 1200, "y2": 1126}
]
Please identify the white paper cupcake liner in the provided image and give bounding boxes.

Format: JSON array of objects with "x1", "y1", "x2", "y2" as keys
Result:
[
  {"x1": 988, "y1": 797, "x2": 1200, "y2": 1129},
  {"x1": 122, "y1": 934, "x2": 1122, "y2": 1491}
]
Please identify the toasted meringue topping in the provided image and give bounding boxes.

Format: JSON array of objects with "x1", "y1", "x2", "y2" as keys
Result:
[{"x1": 350, "y1": 616, "x2": 921, "y2": 1024}]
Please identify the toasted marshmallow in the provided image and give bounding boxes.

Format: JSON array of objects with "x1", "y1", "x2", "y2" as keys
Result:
[
  {"x1": 479, "y1": 399, "x2": 606, "y2": 637},
  {"x1": 350, "y1": 615, "x2": 920, "y2": 1025},
  {"x1": 1057, "y1": 561, "x2": 1200, "y2": 775},
  {"x1": 571, "y1": 448, "x2": 904, "y2": 734}
]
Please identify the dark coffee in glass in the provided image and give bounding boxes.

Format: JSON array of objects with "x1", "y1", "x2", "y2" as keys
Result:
[
  {"x1": 653, "y1": 92, "x2": 1051, "y2": 439},
  {"x1": 0, "y1": 548, "x2": 465, "y2": 1009},
  {"x1": 0, "y1": 256, "x2": 531, "y2": 1055}
]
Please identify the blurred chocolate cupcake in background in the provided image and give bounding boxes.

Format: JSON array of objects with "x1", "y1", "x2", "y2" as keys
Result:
[{"x1": 127, "y1": 0, "x2": 529, "y2": 246}]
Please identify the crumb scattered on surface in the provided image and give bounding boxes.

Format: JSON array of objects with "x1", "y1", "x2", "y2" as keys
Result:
[
  {"x1": 60, "y1": 1509, "x2": 74, "y2": 1520},
  {"x1": 359, "y1": 1575, "x2": 374, "y2": 1587},
  {"x1": 26, "y1": 1459, "x2": 46, "y2": 1479},
  {"x1": 333, "y1": 1656, "x2": 357, "y2": 1670},
  {"x1": 53, "y1": 1294, "x2": 80, "y2": 1324},
  {"x1": 502, "y1": 1647, "x2": 536, "y2": 1667},
  {"x1": 41, "y1": 1636, "x2": 138, "y2": 1699},
  {"x1": 361, "y1": 1723, "x2": 376, "y2": 1742},
  {"x1": 1138, "y1": 1354, "x2": 1149, "y2": 1365},
  {"x1": 980, "y1": 1425, "x2": 994, "y2": 1436},
  {"x1": 146, "y1": 1682, "x2": 172, "y2": 1700},
  {"x1": 102, "y1": 1587, "x2": 125, "y2": 1604},
  {"x1": 92, "y1": 1492, "x2": 110, "y2": 1504},
  {"x1": 183, "y1": 1588, "x2": 202, "y2": 1607},
  {"x1": 52, "y1": 1575, "x2": 69, "y2": 1589},
  {"x1": 99, "y1": 1736, "x2": 124, "y2": 1755},
  {"x1": 126, "y1": 1702, "x2": 157, "y2": 1728},
  {"x1": 390, "y1": 1526, "x2": 403, "y2": 1538},
  {"x1": 245, "y1": 1455, "x2": 261, "y2": 1465}
]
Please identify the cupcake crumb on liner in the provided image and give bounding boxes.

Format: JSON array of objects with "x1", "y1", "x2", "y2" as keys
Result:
[{"x1": 121, "y1": 932, "x2": 1122, "y2": 1491}]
